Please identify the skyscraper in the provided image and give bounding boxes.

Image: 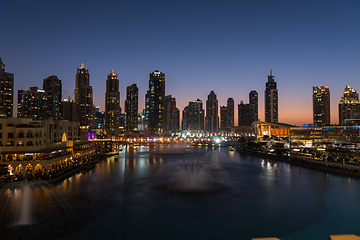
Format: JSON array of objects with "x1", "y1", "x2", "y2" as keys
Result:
[
  {"x1": 164, "y1": 95, "x2": 180, "y2": 132},
  {"x1": 238, "y1": 90, "x2": 258, "y2": 127},
  {"x1": 227, "y1": 98, "x2": 234, "y2": 128},
  {"x1": 220, "y1": 106, "x2": 228, "y2": 128},
  {"x1": 62, "y1": 98, "x2": 75, "y2": 122},
  {"x1": 22, "y1": 87, "x2": 48, "y2": 120},
  {"x1": 205, "y1": 91, "x2": 219, "y2": 132},
  {"x1": 265, "y1": 70, "x2": 278, "y2": 123},
  {"x1": 339, "y1": 85, "x2": 360, "y2": 125},
  {"x1": 238, "y1": 101, "x2": 250, "y2": 126},
  {"x1": 148, "y1": 70, "x2": 165, "y2": 134},
  {"x1": 125, "y1": 84, "x2": 138, "y2": 132},
  {"x1": 249, "y1": 90, "x2": 258, "y2": 122},
  {"x1": 105, "y1": 70, "x2": 120, "y2": 136},
  {"x1": 0, "y1": 58, "x2": 14, "y2": 117},
  {"x1": 313, "y1": 86, "x2": 330, "y2": 127},
  {"x1": 43, "y1": 75, "x2": 62, "y2": 120},
  {"x1": 182, "y1": 99, "x2": 204, "y2": 131},
  {"x1": 75, "y1": 63, "x2": 93, "y2": 128},
  {"x1": 17, "y1": 89, "x2": 25, "y2": 118}
]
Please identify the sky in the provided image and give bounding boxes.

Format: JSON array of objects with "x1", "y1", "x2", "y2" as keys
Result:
[{"x1": 1, "y1": 0, "x2": 359, "y2": 126}]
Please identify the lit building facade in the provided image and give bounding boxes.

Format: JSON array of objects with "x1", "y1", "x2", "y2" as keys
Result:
[
  {"x1": 339, "y1": 85, "x2": 360, "y2": 126},
  {"x1": 62, "y1": 98, "x2": 75, "y2": 122},
  {"x1": 182, "y1": 99, "x2": 204, "y2": 131},
  {"x1": 205, "y1": 91, "x2": 219, "y2": 132},
  {"x1": 265, "y1": 70, "x2": 278, "y2": 123},
  {"x1": 164, "y1": 95, "x2": 180, "y2": 132},
  {"x1": 238, "y1": 90, "x2": 258, "y2": 127},
  {"x1": 0, "y1": 117, "x2": 83, "y2": 177},
  {"x1": 238, "y1": 101, "x2": 250, "y2": 126},
  {"x1": 227, "y1": 98, "x2": 234, "y2": 128},
  {"x1": 21, "y1": 87, "x2": 48, "y2": 120},
  {"x1": 313, "y1": 86, "x2": 330, "y2": 127},
  {"x1": 0, "y1": 58, "x2": 14, "y2": 117},
  {"x1": 105, "y1": 70, "x2": 120, "y2": 136},
  {"x1": 125, "y1": 84, "x2": 138, "y2": 132},
  {"x1": 17, "y1": 89, "x2": 25, "y2": 118},
  {"x1": 75, "y1": 63, "x2": 93, "y2": 128},
  {"x1": 220, "y1": 106, "x2": 227, "y2": 128},
  {"x1": 43, "y1": 75, "x2": 62, "y2": 120},
  {"x1": 148, "y1": 71, "x2": 165, "y2": 134},
  {"x1": 249, "y1": 90, "x2": 258, "y2": 122}
]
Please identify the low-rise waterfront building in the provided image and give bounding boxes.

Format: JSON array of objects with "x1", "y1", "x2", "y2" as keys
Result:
[{"x1": 0, "y1": 116, "x2": 96, "y2": 177}]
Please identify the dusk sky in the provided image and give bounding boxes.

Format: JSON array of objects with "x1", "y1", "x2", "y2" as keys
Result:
[{"x1": 1, "y1": 0, "x2": 359, "y2": 126}]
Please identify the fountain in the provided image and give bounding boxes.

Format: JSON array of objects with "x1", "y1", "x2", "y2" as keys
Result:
[
  {"x1": 0, "y1": 181, "x2": 78, "y2": 239},
  {"x1": 151, "y1": 151, "x2": 233, "y2": 196}
]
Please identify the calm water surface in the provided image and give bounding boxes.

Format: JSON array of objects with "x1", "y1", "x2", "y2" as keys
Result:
[{"x1": 2, "y1": 144, "x2": 360, "y2": 239}]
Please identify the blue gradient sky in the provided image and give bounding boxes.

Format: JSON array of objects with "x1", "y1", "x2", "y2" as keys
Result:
[{"x1": 1, "y1": 0, "x2": 359, "y2": 126}]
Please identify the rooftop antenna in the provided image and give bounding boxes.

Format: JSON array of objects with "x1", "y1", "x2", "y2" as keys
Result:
[{"x1": 270, "y1": 69, "x2": 272, "y2": 76}]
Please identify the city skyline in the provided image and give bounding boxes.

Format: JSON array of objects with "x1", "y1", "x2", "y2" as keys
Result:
[{"x1": 1, "y1": 0, "x2": 359, "y2": 126}]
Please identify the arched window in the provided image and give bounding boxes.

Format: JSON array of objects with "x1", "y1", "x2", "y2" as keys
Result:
[
  {"x1": 18, "y1": 130, "x2": 24, "y2": 138},
  {"x1": 26, "y1": 141, "x2": 33, "y2": 146},
  {"x1": 27, "y1": 130, "x2": 33, "y2": 138},
  {"x1": 17, "y1": 141, "x2": 24, "y2": 146}
]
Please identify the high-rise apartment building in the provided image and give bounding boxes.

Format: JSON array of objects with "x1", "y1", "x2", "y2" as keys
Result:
[
  {"x1": 105, "y1": 70, "x2": 120, "y2": 136},
  {"x1": 249, "y1": 90, "x2": 258, "y2": 122},
  {"x1": 164, "y1": 95, "x2": 180, "y2": 132},
  {"x1": 148, "y1": 70, "x2": 165, "y2": 134},
  {"x1": 265, "y1": 70, "x2": 278, "y2": 123},
  {"x1": 226, "y1": 98, "x2": 234, "y2": 128},
  {"x1": 313, "y1": 86, "x2": 330, "y2": 127},
  {"x1": 205, "y1": 91, "x2": 219, "y2": 132},
  {"x1": 17, "y1": 89, "x2": 25, "y2": 118},
  {"x1": 339, "y1": 85, "x2": 360, "y2": 125},
  {"x1": 75, "y1": 63, "x2": 93, "y2": 128},
  {"x1": 43, "y1": 75, "x2": 62, "y2": 120},
  {"x1": 182, "y1": 99, "x2": 204, "y2": 131},
  {"x1": 125, "y1": 84, "x2": 138, "y2": 132},
  {"x1": 238, "y1": 101, "x2": 250, "y2": 126},
  {"x1": 62, "y1": 98, "x2": 75, "y2": 122},
  {"x1": 238, "y1": 90, "x2": 258, "y2": 127},
  {"x1": 220, "y1": 106, "x2": 228, "y2": 128},
  {"x1": 22, "y1": 87, "x2": 48, "y2": 120},
  {"x1": 0, "y1": 58, "x2": 14, "y2": 117}
]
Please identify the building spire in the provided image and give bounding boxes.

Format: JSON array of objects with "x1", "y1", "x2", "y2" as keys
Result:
[{"x1": 270, "y1": 69, "x2": 272, "y2": 76}]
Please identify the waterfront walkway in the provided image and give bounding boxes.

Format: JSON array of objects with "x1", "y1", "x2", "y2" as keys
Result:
[{"x1": 238, "y1": 148, "x2": 360, "y2": 178}]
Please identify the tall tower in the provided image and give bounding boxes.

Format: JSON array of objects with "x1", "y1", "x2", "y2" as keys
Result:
[
  {"x1": 148, "y1": 70, "x2": 165, "y2": 134},
  {"x1": 75, "y1": 63, "x2": 93, "y2": 128},
  {"x1": 265, "y1": 70, "x2": 278, "y2": 123},
  {"x1": 165, "y1": 95, "x2": 180, "y2": 132},
  {"x1": 313, "y1": 86, "x2": 330, "y2": 127},
  {"x1": 238, "y1": 101, "x2": 250, "y2": 126},
  {"x1": 249, "y1": 90, "x2": 258, "y2": 123},
  {"x1": 125, "y1": 84, "x2": 138, "y2": 132},
  {"x1": 182, "y1": 99, "x2": 204, "y2": 131},
  {"x1": 227, "y1": 98, "x2": 234, "y2": 128},
  {"x1": 105, "y1": 70, "x2": 120, "y2": 136},
  {"x1": 43, "y1": 75, "x2": 62, "y2": 120},
  {"x1": 220, "y1": 106, "x2": 228, "y2": 128},
  {"x1": 23, "y1": 87, "x2": 48, "y2": 120},
  {"x1": 339, "y1": 85, "x2": 360, "y2": 125},
  {"x1": 17, "y1": 89, "x2": 25, "y2": 118},
  {"x1": 0, "y1": 58, "x2": 14, "y2": 117},
  {"x1": 205, "y1": 91, "x2": 219, "y2": 132}
]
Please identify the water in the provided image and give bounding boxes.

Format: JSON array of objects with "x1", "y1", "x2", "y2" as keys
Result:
[{"x1": 2, "y1": 144, "x2": 360, "y2": 239}]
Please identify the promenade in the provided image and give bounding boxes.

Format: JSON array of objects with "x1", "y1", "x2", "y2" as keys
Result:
[{"x1": 238, "y1": 148, "x2": 360, "y2": 178}]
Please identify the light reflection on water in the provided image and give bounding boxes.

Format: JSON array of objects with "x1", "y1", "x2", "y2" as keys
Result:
[{"x1": 2, "y1": 144, "x2": 360, "y2": 240}]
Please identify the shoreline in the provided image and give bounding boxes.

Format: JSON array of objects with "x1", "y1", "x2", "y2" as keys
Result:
[
  {"x1": 238, "y1": 148, "x2": 360, "y2": 178},
  {"x1": 0, "y1": 156, "x2": 108, "y2": 188}
]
